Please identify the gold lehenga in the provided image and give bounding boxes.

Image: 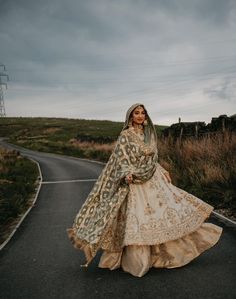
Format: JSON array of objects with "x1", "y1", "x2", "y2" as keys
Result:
[
  {"x1": 98, "y1": 130, "x2": 223, "y2": 277},
  {"x1": 67, "y1": 103, "x2": 223, "y2": 277}
]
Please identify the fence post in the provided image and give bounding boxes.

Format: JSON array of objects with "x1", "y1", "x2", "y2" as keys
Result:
[
  {"x1": 222, "y1": 118, "x2": 225, "y2": 132},
  {"x1": 179, "y1": 127, "x2": 183, "y2": 146},
  {"x1": 195, "y1": 123, "x2": 198, "y2": 138}
]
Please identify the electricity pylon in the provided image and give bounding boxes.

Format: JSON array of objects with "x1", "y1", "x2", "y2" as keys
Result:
[{"x1": 0, "y1": 64, "x2": 9, "y2": 117}]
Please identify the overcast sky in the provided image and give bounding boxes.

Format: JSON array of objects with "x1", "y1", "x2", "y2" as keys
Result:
[{"x1": 0, "y1": 0, "x2": 236, "y2": 125}]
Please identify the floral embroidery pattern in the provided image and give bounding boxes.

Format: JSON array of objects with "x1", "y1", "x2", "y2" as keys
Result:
[
  {"x1": 121, "y1": 166, "x2": 214, "y2": 246},
  {"x1": 67, "y1": 127, "x2": 159, "y2": 260}
]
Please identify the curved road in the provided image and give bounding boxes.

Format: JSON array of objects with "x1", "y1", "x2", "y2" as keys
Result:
[{"x1": 0, "y1": 139, "x2": 235, "y2": 299}]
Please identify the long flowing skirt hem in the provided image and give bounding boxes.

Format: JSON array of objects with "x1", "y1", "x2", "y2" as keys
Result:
[
  {"x1": 67, "y1": 228, "x2": 95, "y2": 266},
  {"x1": 98, "y1": 222, "x2": 223, "y2": 277}
]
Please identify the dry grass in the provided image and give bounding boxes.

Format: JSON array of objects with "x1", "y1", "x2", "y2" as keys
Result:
[
  {"x1": 69, "y1": 138, "x2": 116, "y2": 154},
  {"x1": 157, "y1": 131, "x2": 236, "y2": 210},
  {"x1": 43, "y1": 127, "x2": 62, "y2": 134}
]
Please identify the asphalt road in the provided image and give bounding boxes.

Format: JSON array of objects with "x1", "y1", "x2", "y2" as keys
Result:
[{"x1": 0, "y1": 139, "x2": 235, "y2": 299}]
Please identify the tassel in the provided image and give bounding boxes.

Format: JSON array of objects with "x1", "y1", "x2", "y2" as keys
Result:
[{"x1": 80, "y1": 262, "x2": 89, "y2": 268}]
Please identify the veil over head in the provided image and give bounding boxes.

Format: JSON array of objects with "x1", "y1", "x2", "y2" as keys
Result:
[
  {"x1": 122, "y1": 103, "x2": 158, "y2": 148},
  {"x1": 67, "y1": 103, "x2": 221, "y2": 271},
  {"x1": 67, "y1": 103, "x2": 159, "y2": 267}
]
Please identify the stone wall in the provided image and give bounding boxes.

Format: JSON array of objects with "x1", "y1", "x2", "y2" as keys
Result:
[{"x1": 161, "y1": 114, "x2": 236, "y2": 139}]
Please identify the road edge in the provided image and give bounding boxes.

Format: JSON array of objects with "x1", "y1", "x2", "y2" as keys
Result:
[
  {"x1": 212, "y1": 211, "x2": 236, "y2": 227},
  {"x1": 0, "y1": 138, "x2": 235, "y2": 244},
  {"x1": 0, "y1": 157, "x2": 43, "y2": 251}
]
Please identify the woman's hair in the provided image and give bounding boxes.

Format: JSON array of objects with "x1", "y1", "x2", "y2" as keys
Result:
[
  {"x1": 122, "y1": 103, "x2": 157, "y2": 146},
  {"x1": 130, "y1": 104, "x2": 147, "y2": 120}
]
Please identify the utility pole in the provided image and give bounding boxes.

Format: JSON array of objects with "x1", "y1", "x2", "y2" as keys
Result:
[{"x1": 0, "y1": 64, "x2": 9, "y2": 117}]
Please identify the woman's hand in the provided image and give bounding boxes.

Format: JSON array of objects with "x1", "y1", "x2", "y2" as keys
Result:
[
  {"x1": 125, "y1": 174, "x2": 133, "y2": 184},
  {"x1": 164, "y1": 172, "x2": 172, "y2": 183}
]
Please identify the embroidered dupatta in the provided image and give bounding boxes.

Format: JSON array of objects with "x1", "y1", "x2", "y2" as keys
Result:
[{"x1": 67, "y1": 103, "x2": 159, "y2": 266}]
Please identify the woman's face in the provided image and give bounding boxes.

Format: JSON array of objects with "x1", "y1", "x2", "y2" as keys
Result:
[{"x1": 131, "y1": 106, "x2": 146, "y2": 125}]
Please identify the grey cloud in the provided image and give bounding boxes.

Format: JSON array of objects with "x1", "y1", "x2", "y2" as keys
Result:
[
  {"x1": 0, "y1": 0, "x2": 235, "y2": 123},
  {"x1": 204, "y1": 77, "x2": 236, "y2": 102}
]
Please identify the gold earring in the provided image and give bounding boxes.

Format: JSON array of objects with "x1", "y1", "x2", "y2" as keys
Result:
[{"x1": 143, "y1": 119, "x2": 148, "y2": 126}]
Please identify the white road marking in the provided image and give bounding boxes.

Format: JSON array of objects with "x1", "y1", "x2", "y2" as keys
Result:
[{"x1": 41, "y1": 179, "x2": 97, "y2": 184}]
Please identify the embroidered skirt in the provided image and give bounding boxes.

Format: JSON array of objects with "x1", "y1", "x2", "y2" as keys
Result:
[{"x1": 98, "y1": 166, "x2": 223, "y2": 277}]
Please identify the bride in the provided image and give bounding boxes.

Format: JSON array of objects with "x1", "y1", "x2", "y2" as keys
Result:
[{"x1": 67, "y1": 103, "x2": 223, "y2": 277}]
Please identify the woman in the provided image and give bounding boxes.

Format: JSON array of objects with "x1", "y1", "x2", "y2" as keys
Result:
[{"x1": 67, "y1": 103, "x2": 223, "y2": 277}]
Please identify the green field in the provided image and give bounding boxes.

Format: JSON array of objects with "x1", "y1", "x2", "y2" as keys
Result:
[
  {"x1": 0, "y1": 148, "x2": 39, "y2": 243},
  {"x1": 0, "y1": 117, "x2": 166, "y2": 139},
  {"x1": 0, "y1": 117, "x2": 235, "y2": 220},
  {"x1": 0, "y1": 117, "x2": 167, "y2": 161}
]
